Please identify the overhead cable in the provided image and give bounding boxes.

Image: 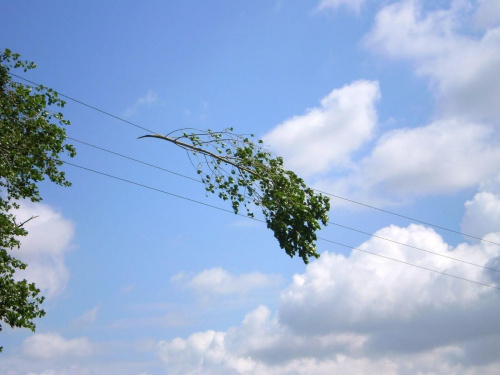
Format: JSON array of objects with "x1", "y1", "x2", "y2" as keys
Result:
[
  {"x1": 10, "y1": 72, "x2": 499, "y2": 246},
  {"x1": 68, "y1": 136, "x2": 500, "y2": 255},
  {"x1": 8, "y1": 72, "x2": 156, "y2": 134},
  {"x1": 315, "y1": 189, "x2": 495, "y2": 244},
  {"x1": 62, "y1": 160, "x2": 500, "y2": 291}
]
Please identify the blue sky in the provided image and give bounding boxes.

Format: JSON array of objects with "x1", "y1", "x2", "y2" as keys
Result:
[{"x1": 2, "y1": 0, "x2": 500, "y2": 374}]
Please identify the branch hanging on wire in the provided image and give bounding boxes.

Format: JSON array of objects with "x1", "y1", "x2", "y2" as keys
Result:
[{"x1": 139, "y1": 127, "x2": 330, "y2": 264}]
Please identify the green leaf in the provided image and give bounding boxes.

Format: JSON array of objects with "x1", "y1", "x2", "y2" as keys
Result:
[
  {"x1": 0, "y1": 48, "x2": 76, "y2": 347},
  {"x1": 139, "y1": 127, "x2": 330, "y2": 264}
]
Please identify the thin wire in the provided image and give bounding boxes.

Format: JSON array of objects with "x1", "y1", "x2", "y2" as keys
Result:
[
  {"x1": 9, "y1": 72, "x2": 498, "y2": 246},
  {"x1": 62, "y1": 160, "x2": 500, "y2": 291},
  {"x1": 317, "y1": 189, "x2": 497, "y2": 244},
  {"x1": 328, "y1": 221, "x2": 500, "y2": 273},
  {"x1": 319, "y1": 238, "x2": 500, "y2": 291},
  {"x1": 67, "y1": 137, "x2": 199, "y2": 182},
  {"x1": 68, "y1": 136, "x2": 500, "y2": 256},
  {"x1": 66, "y1": 136, "x2": 500, "y2": 270},
  {"x1": 8, "y1": 72, "x2": 157, "y2": 134},
  {"x1": 62, "y1": 160, "x2": 238, "y2": 215}
]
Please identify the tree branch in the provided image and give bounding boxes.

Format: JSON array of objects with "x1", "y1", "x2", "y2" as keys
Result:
[{"x1": 138, "y1": 134, "x2": 260, "y2": 178}]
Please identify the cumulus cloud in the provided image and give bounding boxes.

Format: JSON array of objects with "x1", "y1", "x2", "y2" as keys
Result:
[
  {"x1": 320, "y1": 119, "x2": 500, "y2": 203},
  {"x1": 462, "y1": 175, "x2": 500, "y2": 239},
  {"x1": 157, "y1": 221, "x2": 500, "y2": 374},
  {"x1": 172, "y1": 267, "x2": 283, "y2": 296},
  {"x1": 280, "y1": 226, "x2": 500, "y2": 338},
  {"x1": 366, "y1": 0, "x2": 500, "y2": 124},
  {"x1": 311, "y1": 1, "x2": 500, "y2": 205},
  {"x1": 23, "y1": 333, "x2": 92, "y2": 360},
  {"x1": 263, "y1": 80, "x2": 380, "y2": 177},
  {"x1": 156, "y1": 4, "x2": 500, "y2": 370},
  {"x1": 158, "y1": 324, "x2": 500, "y2": 375},
  {"x1": 14, "y1": 201, "x2": 75, "y2": 298}
]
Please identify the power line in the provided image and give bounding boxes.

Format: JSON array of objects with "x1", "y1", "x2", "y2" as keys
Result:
[
  {"x1": 62, "y1": 160, "x2": 500, "y2": 291},
  {"x1": 68, "y1": 138, "x2": 500, "y2": 272},
  {"x1": 315, "y1": 189, "x2": 494, "y2": 244},
  {"x1": 68, "y1": 136, "x2": 500, "y2": 258},
  {"x1": 328, "y1": 221, "x2": 500, "y2": 273},
  {"x1": 319, "y1": 238, "x2": 500, "y2": 291},
  {"x1": 62, "y1": 160, "x2": 235, "y2": 215},
  {"x1": 67, "y1": 137, "x2": 200, "y2": 182},
  {"x1": 9, "y1": 72, "x2": 499, "y2": 246},
  {"x1": 8, "y1": 72, "x2": 157, "y2": 134}
]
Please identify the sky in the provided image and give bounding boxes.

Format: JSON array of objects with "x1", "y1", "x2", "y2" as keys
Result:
[{"x1": 1, "y1": 0, "x2": 500, "y2": 374}]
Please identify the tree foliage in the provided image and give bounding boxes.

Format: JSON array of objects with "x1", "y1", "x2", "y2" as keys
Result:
[
  {"x1": 0, "y1": 49, "x2": 75, "y2": 350},
  {"x1": 140, "y1": 128, "x2": 330, "y2": 264}
]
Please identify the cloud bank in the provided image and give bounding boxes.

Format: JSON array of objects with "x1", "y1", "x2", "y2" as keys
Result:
[
  {"x1": 462, "y1": 175, "x2": 500, "y2": 239},
  {"x1": 158, "y1": 224, "x2": 500, "y2": 374}
]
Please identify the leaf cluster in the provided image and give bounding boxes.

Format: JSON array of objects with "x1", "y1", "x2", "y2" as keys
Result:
[
  {"x1": 141, "y1": 128, "x2": 330, "y2": 264},
  {"x1": 0, "y1": 49, "x2": 75, "y2": 350}
]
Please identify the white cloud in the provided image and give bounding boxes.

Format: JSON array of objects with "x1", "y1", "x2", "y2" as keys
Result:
[
  {"x1": 158, "y1": 325, "x2": 500, "y2": 375},
  {"x1": 14, "y1": 201, "x2": 75, "y2": 298},
  {"x1": 317, "y1": 0, "x2": 367, "y2": 13},
  {"x1": 123, "y1": 90, "x2": 158, "y2": 118},
  {"x1": 321, "y1": 119, "x2": 500, "y2": 203},
  {"x1": 298, "y1": 1, "x2": 500, "y2": 205},
  {"x1": 158, "y1": 218, "x2": 500, "y2": 373},
  {"x1": 263, "y1": 80, "x2": 380, "y2": 176},
  {"x1": 474, "y1": 0, "x2": 500, "y2": 29},
  {"x1": 154, "y1": 4, "x2": 500, "y2": 371},
  {"x1": 23, "y1": 333, "x2": 92, "y2": 360},
  {"x1": 462, "y1": 175, "x2": 500, "y2": 239},
  {"x1": 75, "y1": 305, "x2": 100, "y2": 326},
  {"x1": 280, "y1": 226, "x2": 500, "y2": 336},
  {"x1": 173, "y1": 267, "x2": 283, "y2": 296},
  {"x1": 313, "y1": 1, "x2": 500, "y2": 205},
  {"x1": 366, "y1": 0, "x2": 500, "y2": 124}
]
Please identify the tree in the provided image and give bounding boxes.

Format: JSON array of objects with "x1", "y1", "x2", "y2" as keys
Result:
[
  {"x1": 0, "y1": 49, "x2": 75, "y2": 351},
  {"x1": 140, "y1": 129, "x2": 330, "y2": 264}
]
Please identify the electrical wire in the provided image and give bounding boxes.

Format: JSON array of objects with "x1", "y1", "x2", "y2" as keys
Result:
[
  {"x1": 315, "y1": 188, "x2": 495, "y2": 244},
  {"x1": 67, "y1": 137, "x2": 199, "y2": 182},
  {"x1": 319, "y1": 238, "x2": 500, "y2": 291},
  {"x1": 62, "y1": 160, "x2": 500, "y2": 291},
  {"x1": 67, "y1": 136, "x2": 500, "y2": 270},
  {"x1": 328, "y1": 221, "x2": 500, "y2": 273},
  {"x1": 8, "y1": 72, "x2": 157, "y2": 134},
  {"x1": 9, "y1": 72, "x2": 499, "y2": 246}
]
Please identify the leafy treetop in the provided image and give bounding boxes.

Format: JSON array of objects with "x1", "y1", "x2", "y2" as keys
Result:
[{"x1": 0, "y1": 49, "x2": 75, "y2": 350}]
